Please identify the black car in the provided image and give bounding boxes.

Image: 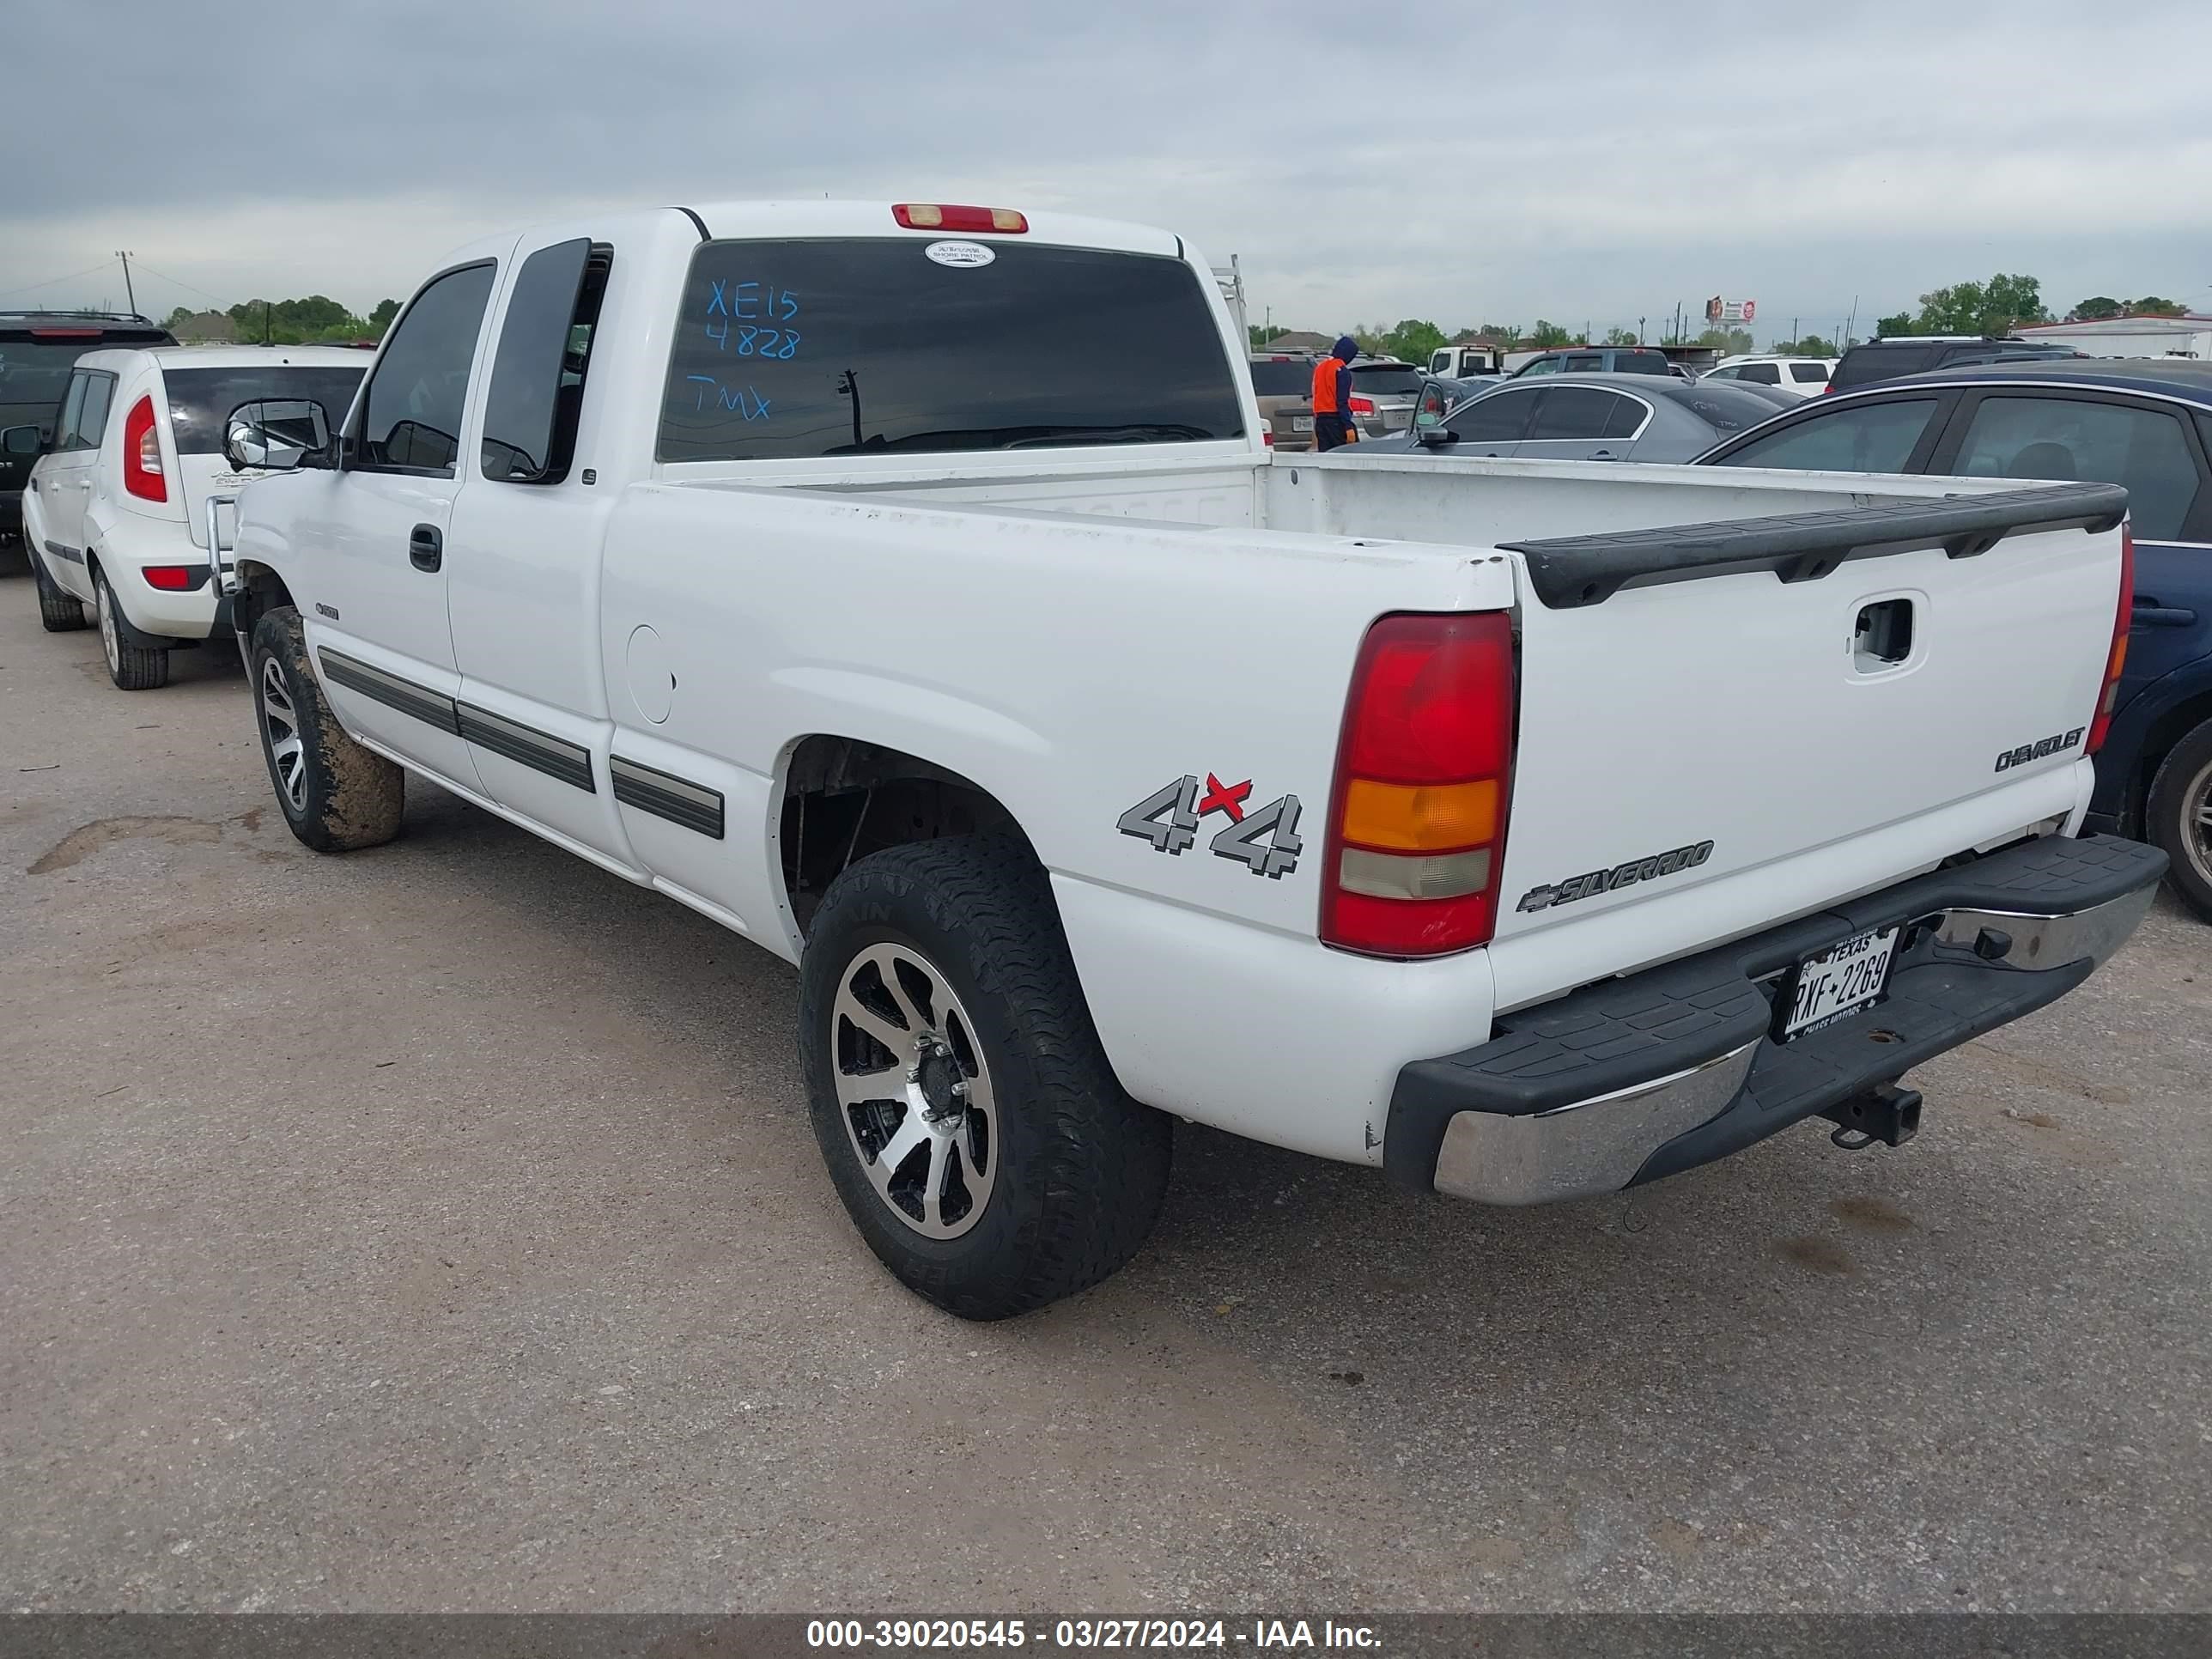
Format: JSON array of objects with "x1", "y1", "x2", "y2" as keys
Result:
[
  {"x1": 0, "y1": 311, "x2": 174, "y2": 542},
  {"x1": 1826, "y1": 334, "x2": 2083, "y2": 394},
  {"x1": 1698, "y1": 358, "x2": 2212, "y2": 918}
]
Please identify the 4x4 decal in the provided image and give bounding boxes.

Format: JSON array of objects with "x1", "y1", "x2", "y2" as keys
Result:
[{"x1": 1118, "y1": 772, "x2": 1304, "y2": 879}]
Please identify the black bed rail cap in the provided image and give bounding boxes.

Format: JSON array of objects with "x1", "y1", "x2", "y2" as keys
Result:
[{"x1": 1500, "y1": 482, "x2": 2129, "y2": 610}]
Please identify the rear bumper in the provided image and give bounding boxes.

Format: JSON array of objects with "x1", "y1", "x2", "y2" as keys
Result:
[{"x1": 1386, "y1": 834, "x2": 2166, "y2": 1205}]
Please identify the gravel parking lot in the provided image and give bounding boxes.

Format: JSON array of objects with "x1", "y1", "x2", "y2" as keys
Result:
[{"x1": 3, "y1": 567, "x2": 2208, "y2": 1615}]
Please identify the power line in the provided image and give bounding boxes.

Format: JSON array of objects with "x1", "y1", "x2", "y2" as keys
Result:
[
  {"x1": 126, "y1": 260, "x2": 230, "y2": 307},
  {"x1": 0, "y1": 261, "x2": 120, "y2": 304}
]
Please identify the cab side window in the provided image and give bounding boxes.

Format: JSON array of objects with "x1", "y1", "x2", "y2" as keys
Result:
[
  {"x1": 480, "y1": 239, "x2": 612, "y2": 484},
  {"x1": 353, "y1": 263, "x2": 498, "y2": 477}
]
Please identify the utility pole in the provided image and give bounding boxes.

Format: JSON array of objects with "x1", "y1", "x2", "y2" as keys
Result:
[
  {"x1": 114, "y1": 250, "x2": 137, "y2": 316},
  {"x1": 1638, "y1": 315, "x2": 1646, "y2": 344}
]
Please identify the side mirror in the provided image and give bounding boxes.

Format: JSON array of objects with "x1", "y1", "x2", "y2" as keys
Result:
[
  {"x1": 223, "y1": 399, "x2": 331, "y2": 472},
  {"x1": 2, "y1": 424, "x2": 41, "y2": 457},
  {"x1": 1416, "y1": 424, "x2": 1461, "y2": 448}
]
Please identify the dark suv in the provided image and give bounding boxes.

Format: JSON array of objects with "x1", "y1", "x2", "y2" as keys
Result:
[
  {"x1": 1826, "y1": 334, "x2": 2082, "y2": 394},
  {"x1": 1, "y1": 311, "x2": 174, "y2": 542}
]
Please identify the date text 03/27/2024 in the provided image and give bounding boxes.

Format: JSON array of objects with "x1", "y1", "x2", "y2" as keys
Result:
[{"x1": 805, "y1": 1618, "x2": 1381, "y2": 1649}]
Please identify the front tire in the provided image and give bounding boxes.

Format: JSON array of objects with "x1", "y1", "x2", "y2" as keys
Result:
[
  {"x1": 2147, "y1": 718, "x2": 2212, "y2": 921},
  {"x1": 798, "y1": 834, "x2": 1172, "y2": 1320},
  {"x1": 252, "y1": 605, "x2": 405, "y2": 853},
  {"x1": 32, "y1": 548, "x2": 89, "y2": 632},
  {"x1": 94, "y1": 568, "x2": 168, "y2": 689}
]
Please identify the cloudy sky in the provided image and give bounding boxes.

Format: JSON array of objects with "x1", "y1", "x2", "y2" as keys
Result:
[{"x1": 7, "y1": 0, "x2": 2209, "y2": 343}]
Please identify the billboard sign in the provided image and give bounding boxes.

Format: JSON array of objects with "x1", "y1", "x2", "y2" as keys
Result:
[{"x1": 1705, "y1": 296, "x2": 1757, "y2": 325}]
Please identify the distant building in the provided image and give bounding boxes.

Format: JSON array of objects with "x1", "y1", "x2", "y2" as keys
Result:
[
  {"x1": 167, "y1": 311, "x2": 236, "y2": 344},
  {"x1": 2014, "y1": 313, "x2": 2212, "y2": 361},
  {"x1": 1253, "y1": 330, "x2": 1330, "y2": 355}
]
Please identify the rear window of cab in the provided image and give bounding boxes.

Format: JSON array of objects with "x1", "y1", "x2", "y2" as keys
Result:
[{"x1": 657, "y1": 239, "x2": 1246, "y2": 463}]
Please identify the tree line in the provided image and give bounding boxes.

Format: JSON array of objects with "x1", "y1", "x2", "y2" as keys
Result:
[
  {"x1": 163, "y1": 295, "x2": 399, "y2": 344},
  {"x1": 1254, "y1": 275, "x2": 2191, "y2": 363}
]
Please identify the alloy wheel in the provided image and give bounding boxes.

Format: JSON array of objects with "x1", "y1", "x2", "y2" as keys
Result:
[
  {"x1": 259, "y1": 655, "x2": 309, "y2": 814},
  {"x1": 831, "y1": 941, "x2": 999, "y2": 1239}
]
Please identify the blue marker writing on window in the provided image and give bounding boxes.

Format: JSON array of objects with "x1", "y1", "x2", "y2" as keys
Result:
[{"x1": 684, "y1": 374, "x2": 772, "y2": 422}]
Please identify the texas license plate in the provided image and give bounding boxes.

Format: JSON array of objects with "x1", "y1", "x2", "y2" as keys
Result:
[
  {"x1": 1292, "y1": 416, "x2": 1314, "y2": 432},
  {"x1": 1780, "y1": 925, "x2": 1899, "y2": 1041}
]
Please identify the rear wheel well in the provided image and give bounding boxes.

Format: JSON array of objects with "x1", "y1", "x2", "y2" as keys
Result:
[
  {"x1": 2125, "y1": 690, "x2": 2212, "y2": 833},
  {"x1": 779, "y1": 737, "x2": 1024, "y2": 937},
  {"x1": 231, "y1": 562, "x2": 295, "y2": 641}
]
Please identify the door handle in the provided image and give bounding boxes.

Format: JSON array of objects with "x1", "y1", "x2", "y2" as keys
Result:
[
  {"x1": 2130, "y1": 604, "x2": 2197, "y2": 629},
  {"x1": 409, "y1": 523, "x2": 443, "y2": 573},
  {"x1": 1590, "y1": 450, "x2": 1618, "y2": 460}
]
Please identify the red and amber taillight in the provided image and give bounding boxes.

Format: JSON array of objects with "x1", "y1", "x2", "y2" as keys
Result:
[
  {"x1": 122, "y1": 395, "x2": 166, "y2": 501},
  {"x1": 1320, "y1": 612, "x2": 1516, "y2": 957},
  {"x1": 2086, "y1": 520, "x2": 2135, "y2": 756}
]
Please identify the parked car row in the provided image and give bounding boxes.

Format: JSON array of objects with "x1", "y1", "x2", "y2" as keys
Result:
[
  {"x1": 9, "y1": 344, "x2": 369, "y2": 688},
  {"x1": 1, "y1": 310, "x2": 176, "y2": 543},
  {"x1": 0, "y1": 202, "x2": 2176, "y2": 1324}
]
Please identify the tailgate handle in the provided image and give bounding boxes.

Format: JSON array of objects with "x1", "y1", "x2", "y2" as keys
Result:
[{"x1": 409, "y1": 523, "x2": 443, "y2": 573}]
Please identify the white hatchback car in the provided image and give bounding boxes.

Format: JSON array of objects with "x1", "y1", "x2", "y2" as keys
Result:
[
  {"x1": 1701, "y1": 355, "x2": 1837, "y2": 398},
  {"x1": 11, "y1": 345, "x2": 367, "y2": 688}
]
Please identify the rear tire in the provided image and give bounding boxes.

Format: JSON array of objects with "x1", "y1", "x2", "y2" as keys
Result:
[
  {"x1": 94, "y1": 568, "x2": 169, "y2": 690},
  {"x1": 251, "y1": 605, "x2": 405, "y2": 853},
  {"x1": 33, "y1": 548, "x2": 89, "y2": 632},
  {"x1": 798, "y1": 833, "x2": 1172, "y2": 1320},
  {"x1": 2146, "y1": 718, "x2": 2212, "y2": 922}
]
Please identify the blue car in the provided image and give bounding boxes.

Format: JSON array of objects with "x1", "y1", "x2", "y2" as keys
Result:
[{"x1": 1698, "y1": 358, "x2": 2212, "y2": 919}]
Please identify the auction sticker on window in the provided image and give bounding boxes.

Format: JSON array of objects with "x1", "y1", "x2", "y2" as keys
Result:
[
  {"x1": 924, "y1": 240, "x2": 996, "y2": 268},
  {"x1": 1780, "y1": 925, "x2": 1899, "y2": 1041}
]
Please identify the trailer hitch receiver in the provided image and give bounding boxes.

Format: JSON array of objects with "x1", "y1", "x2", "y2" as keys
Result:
[{"x1": 1821, "y1": 1081, "x2": 1923, "y2": 1151}]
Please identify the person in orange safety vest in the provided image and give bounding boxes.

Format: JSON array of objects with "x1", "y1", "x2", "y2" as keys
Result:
[{"x1": 1310, "y1": 336, "x2": 1360, "y2": 451}]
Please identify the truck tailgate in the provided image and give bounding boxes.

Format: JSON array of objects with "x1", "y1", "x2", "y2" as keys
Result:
[{"x1": 1486, "y1": 483, "x2": 2129, "y2": 1006}]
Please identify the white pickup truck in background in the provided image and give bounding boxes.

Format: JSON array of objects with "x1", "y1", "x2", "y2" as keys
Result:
[{"x1": 219, "y1": 200, "x2": 2163, "y2": 1319}]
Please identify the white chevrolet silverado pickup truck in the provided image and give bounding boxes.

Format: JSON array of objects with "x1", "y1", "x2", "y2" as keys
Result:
[{"x1": 219, "y1": 200, "x2": 2164, "y2": 1319}]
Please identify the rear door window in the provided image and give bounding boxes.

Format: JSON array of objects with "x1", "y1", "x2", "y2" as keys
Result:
[
  {"x1": 355, "y1": 262, "x2": 498, "y2": 476},
  {"x1": 1949, "y1": 395, "x2": 2202, "y2": 541},
  {"x1": 1613, "y1": 351, "x2": 1669, "y2": 375},
  {"x1": 1706, "y1": 397, "x2": 1942, "y2": 471},
  {"x1": 1517, "y1": 356, "x2": 1563, "y2": 377},
  {"x1": 1737, "y1": 362, "x2": 1782, "y2": 384},
  {"x1": 73, "y1": 373, "x2": 115, "y2": 449},
  {"x1": 163, "y1": 365, "x2": 368, "y2": 454},
  {"x1": 659, "y1": 239, "x2": 1243, "y2": 463},
  {"x1": 1789, "y1": 362, "x2": 1830, "y2": 384},
  {"x1": 1528, "y1": 386, "x2": 1623, "y2": 440},
  {"x1": 1563, "y1": 354, "x2": 1603, "y2": 373},
  {"x1": 52, "y1": 371, "x2": 88, "y2": 447},
  {"x1": 1447, "y1": 387, "x2": 1540, "y2": 443},
  {"x1": 1601, "y1": 395, "x2": 1648, "y2": 440}
]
